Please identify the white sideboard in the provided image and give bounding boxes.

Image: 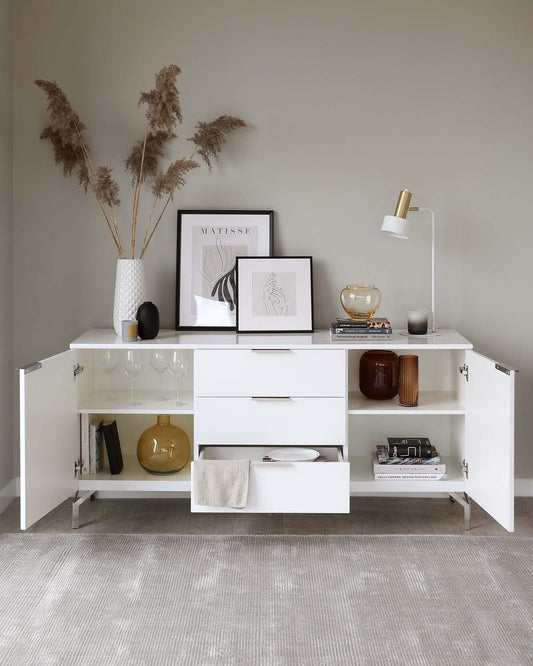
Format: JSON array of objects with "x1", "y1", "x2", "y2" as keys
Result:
[{"x1": 19, "y1": 329, "x2": 516, "y2": 531}]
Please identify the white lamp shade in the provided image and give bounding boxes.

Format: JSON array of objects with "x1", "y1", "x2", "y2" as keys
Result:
[{"x1": 381, "y1": 214, "x2": 411, "y2": 239}]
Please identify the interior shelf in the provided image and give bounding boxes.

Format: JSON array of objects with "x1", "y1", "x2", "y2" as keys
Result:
[
  {"x1": 78, "y1": 390, "x2": 194, "y2": 414},
  {"x1": 78, "y1": 455, "x2": 191, "y2": 491},
  {"x1": 348, "y1": 390, "x2": 465, "y2": 415},
  {"x1": 349, "y1": 455, "x2": 465, "y2": 492}
]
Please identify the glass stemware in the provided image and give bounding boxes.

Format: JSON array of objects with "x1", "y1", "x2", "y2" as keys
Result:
[
  {"x1": 121, "y1": 350, "x2": 143, "y2": 406},
  {"x1": 96, "y1": 349, "x2": 119, "y2": 401},
  {"x1": 150, "y1": 350, "x2": 169, "y2": 401},
  {"x1": 168, "y1": 351, "x2": 189, "y2": 407}
]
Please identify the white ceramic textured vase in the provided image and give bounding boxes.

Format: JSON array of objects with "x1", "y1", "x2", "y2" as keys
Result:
[{"x1": 113, "y1": 259, "x2": 148, "y2": 335}]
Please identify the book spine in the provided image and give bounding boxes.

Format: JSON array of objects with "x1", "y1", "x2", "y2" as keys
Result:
[
  {"x1": 102, "y1": 420, "x2": 124, "y2": 475},
  {"x1": 374, "y1": 464, "x2": 446, "y2": 474},
  {"x1": 388, "y1": 443, "x2": 434, "y2": 458},
  {"x1": 331, "y1": 333, "x2": 393, "y2": 341},
  {"x1": 89, "y1": 421, "x2": 104, "y2": 474},
  {"x1": 81, "y1": 417, "x2": 90, "y2": 475},
  {"x1": 374, "y1": 473, "x2": 447, "y2": 480},
  {"x1": 332, "y1": 328, "x2": 392, "y2": 335}
]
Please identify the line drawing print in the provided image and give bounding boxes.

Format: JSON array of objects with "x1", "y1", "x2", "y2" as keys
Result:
[
  {"x1": 263, "y1": 272, "x2": 289, "y2": 316},
  {"x1": 198, "y1": 239, "x2": 241, "y2": 311}
]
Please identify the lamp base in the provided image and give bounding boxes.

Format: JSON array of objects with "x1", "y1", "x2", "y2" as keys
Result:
[{"x1": 399, "y1": 330, "x2": 443, "y2": 337}]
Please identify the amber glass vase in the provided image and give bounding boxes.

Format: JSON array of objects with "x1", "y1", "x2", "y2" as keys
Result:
[
  {"x1": 359, "y1": 350, "x2": 399, "y2": 400},
  {"x1": 399, "y1": 355, "x2": 419, "y2": 407},
  {"x1": 137, "y1": 415, "x2": 191, "y2": 474}
]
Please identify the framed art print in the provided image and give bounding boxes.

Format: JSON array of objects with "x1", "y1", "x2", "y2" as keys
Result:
[
  {"x1": 236, "y1": 256, "x2": 314, "y2": 333},
  {"x1": 176, "y1": 210, "x2": 273, "y2": 330}
]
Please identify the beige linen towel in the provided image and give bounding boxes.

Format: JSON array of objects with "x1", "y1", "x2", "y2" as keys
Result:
[{"x1": 193, "y1": 460, "x2": 250, "y2": 509}]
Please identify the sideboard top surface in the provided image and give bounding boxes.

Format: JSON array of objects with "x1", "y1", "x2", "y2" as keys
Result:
[{"x1": 70, "y1": 329, "x2": 473, "y2": 350}]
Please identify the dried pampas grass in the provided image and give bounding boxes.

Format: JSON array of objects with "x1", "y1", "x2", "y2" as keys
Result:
[{"x1": 36, "y1": 66, "x2": 247, "y2": 258}]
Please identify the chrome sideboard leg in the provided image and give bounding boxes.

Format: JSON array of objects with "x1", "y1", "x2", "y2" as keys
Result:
[
  {"x1": 72, "y1": 491, "x2": 96, "y2": 529},
  {"x1": 449, "y1": 492, "x2": 471, "y2": 531}
]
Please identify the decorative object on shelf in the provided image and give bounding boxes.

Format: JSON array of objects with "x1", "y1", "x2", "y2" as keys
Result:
[
  {"x1": 380, "y1": 190, "x2": 441, "y2": 335},
  {"x1": 359, "y1": 350, "x2": 399, "y2": 400},
  {"x1": 398, "y1": 354, "x2": 419, "y2": 407},
  {"x1": 101, "y1": 420, "x2": 124, "y2": 475},
  {"x1": 114, "y1": 261, "x2": 147, "y2": 335},
  {"x1": 407, "y1": 308, "x2": 428, "y2": 336},
  {"x1": 121, "y1": 350, "x2": 143, "y2": 406},
  {"x1": 176, "y1": 210, "x2": 274, "y2": 330},
  {"x1": 96, "y1": 349, "x2": 119, "y2": 401},
  {"x1": 168, "y1": 350, "x2": 189, "y2": 407},
  {"x1": 236, "y1": 256, "x2": 314, "y2": 333},
  {"x1": 137, "y1": 415, "x2": 190, "y2": 475},
  {"x1": 150, "y1": 350, "x2": 169, "y2": 401},
  {"x1": 121, "y1": 317, "x2": 139, "y2": 343},
  {"x1": 340, "y1": 284, "x2": 381, "y2": 320},
  {"x1": 35, "y1": 68, "x2": 247, "y2": 331},
  {"x1": 136, "y1": 302, "x2": 159, "y2": 339},
  {"x1": 330, "y1": 317, "x2": 392, "y2": 341}
]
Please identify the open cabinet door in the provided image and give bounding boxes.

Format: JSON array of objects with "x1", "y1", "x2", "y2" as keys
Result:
[
  {"x1": 20, "y1": 350, "x2": 79, "y2": 530},
  {"x1": 465, "y1": 350, "x2": 515, "y2": 532}
]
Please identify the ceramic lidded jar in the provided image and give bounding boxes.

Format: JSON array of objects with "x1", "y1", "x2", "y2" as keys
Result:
[
  {"x1": 359, "y1": 350, "x2": 399, "y2": 400},
  {"x1": 137, "y1": 415, "x2": 190, "y2": 474},
  {"x1": 340, "y1": 284, "x2": 381, "y2": 320}
]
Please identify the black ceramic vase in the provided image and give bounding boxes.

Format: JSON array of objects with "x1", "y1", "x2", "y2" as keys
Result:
[{"x1": 136, "y1": 301, "x2": 159, "y2": 340}]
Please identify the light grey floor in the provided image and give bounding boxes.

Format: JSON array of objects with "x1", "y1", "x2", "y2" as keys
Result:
[{"x1": 2, "y1": 496, "x2": 533, "y2": 535}]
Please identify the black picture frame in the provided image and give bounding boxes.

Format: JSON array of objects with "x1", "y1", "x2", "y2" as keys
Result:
[
  {"x1": 235, "y1": 256, "x2": 314, "y2": 334},
  {"x1": 175, "y1": 210, "x2": 274, "y2": 330}
]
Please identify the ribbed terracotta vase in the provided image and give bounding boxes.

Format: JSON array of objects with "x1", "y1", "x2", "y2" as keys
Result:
[
  {"x1": 399, "y1": 355, "x2": 419, "y2": 407},
  {"x1": 113, "y1": 259, "x2": 148, "y2": 335}
]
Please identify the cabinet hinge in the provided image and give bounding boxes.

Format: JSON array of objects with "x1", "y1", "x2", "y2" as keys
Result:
[
  {"x1": 459, "y1": 364, "x2": 469, "y2": 382},
  {"x1": 460, "y1": 459, "x2": 469, "y2": 479},
  {"x1": 73, "y1": 363, "x2": 84, "y2": 379},
  {"x1": 74, "y1": 459, "x2": 83, "y2": 478}
]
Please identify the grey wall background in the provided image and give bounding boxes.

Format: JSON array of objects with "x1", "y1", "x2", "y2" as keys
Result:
[
  {"x1": 1, "y1": 0, "x2": 14, "y2": 490},
  {"x1": 12, "y1": 0, "x2": 533, "y2": 479}
]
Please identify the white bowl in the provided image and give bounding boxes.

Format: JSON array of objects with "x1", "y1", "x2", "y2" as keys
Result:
[{"x1": 267, "y1": 447, "x2": 320, "y2": 462}]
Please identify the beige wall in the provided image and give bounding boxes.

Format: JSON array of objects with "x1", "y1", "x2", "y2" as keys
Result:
[
  {"x1": 1, "y1": 0, "x2": 14, "y2": 489},
  {"x1": 13, "y1": 0, "x2": 533, "y2": 476}
]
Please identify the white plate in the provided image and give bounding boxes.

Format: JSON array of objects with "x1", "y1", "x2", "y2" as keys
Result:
[{"x1": 267, "y1": 447, "x2": 320, "y2": 462}]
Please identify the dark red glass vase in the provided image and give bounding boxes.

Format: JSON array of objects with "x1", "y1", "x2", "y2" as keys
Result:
[{"x1": 359, "y1": 350, "x2": 399, "y2": 400}]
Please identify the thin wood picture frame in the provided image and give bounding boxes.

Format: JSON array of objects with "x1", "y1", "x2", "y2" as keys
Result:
[{"x1": 175, "y1": 210, "x2": 274, "y2": 330}]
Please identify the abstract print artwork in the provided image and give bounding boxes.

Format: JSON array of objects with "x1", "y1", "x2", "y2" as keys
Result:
[
  {"x1": 236, "y1": 256, "x2": 314, "y2": 333},
  {"x1": 176, "y1": 211, "x2": 273, "y2": 329}
]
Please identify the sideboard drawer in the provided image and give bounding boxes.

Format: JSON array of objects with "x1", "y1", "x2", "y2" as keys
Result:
[
  {"x1": 192, "y1": 446, "x2": 349, "y2": 513},
  {"x1": 194, "y1": 349, "x2": 345, "y2": 397},
  {"x1": 195, "y1": 397, "x2": 345, "y2": 445}
]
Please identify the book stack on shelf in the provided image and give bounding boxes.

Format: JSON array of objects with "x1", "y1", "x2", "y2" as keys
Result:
[
  {"x1": 372, "y1": 438, "x2": 446, "y2": 480},
  {"x1": 330, "y1": 318, "x2": 392, "y2": 341}
]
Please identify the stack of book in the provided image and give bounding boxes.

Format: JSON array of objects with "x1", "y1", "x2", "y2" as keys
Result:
[
  {"x1": 330, "y1": 318, "x2": 392, "y2": 341},
  {"x1": 372, "y1": 438, "x2": 446, "y2": 480}
]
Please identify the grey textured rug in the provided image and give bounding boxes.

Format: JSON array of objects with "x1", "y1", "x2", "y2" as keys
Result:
[{"x1": 0, "y1": 535, "x2": 532, "y2": 665}]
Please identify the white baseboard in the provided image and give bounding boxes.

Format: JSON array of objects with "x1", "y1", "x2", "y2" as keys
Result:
[
  {"x1": 0, "y1": 477, "x2": 18, "y2": 514},
  {"x1": 515, "y1": 478, "x2": 533, "y2": 497}
]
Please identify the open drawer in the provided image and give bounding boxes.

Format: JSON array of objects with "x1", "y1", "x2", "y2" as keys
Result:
[{"x1": 191, "y1": 446, "x2": 350, "y2": 514}]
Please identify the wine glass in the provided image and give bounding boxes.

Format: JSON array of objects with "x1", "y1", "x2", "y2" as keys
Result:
[
  {"x1": 150, "y1": 350, "x2": 169, "y2": 401},
  {"x1": 168, "y1": 351, "x2": 189, "y2": 407},
  {"x1": 96, "y1": 349, "x2": 119, "y2": 401},
  {"x1": 121, "y1": 350, "x2": 143, "y2": 406}
]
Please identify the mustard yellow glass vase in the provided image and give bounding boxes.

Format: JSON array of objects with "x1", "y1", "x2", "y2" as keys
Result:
[{"x1": 137, "y1": 415, "x2": 191, "y2": 474}]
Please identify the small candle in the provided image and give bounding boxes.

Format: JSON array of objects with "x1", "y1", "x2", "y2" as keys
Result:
[
  {"x1": 407, "y1": 309, "x2": 428, "y2": 335},
  {"x1": 122, "y1": 320, "x2": 138, "y2": 343}
]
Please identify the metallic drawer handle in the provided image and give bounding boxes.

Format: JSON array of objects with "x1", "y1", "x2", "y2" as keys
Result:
[
  {"x1": 251, "y1": 396, "x2": 291, "y2": 401},
  {"x1": 251, "y1": 349, "x2": 292, "y2": 353}
]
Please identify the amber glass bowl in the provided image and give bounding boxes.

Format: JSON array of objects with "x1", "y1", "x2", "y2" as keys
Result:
[
  {"x1": 359, "y1": 350, "x2": 399, "y2": 400},
  {"x1": 137, "y1": 415, "x2": 191, "y2": 474}
]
